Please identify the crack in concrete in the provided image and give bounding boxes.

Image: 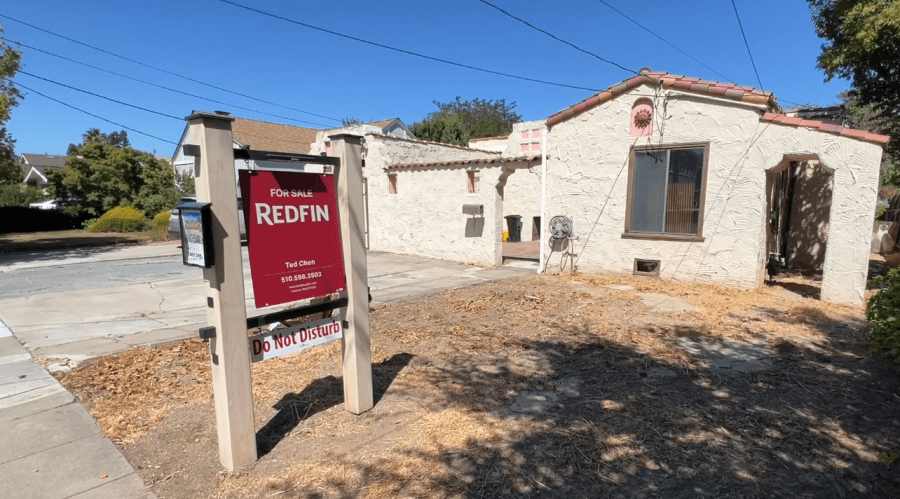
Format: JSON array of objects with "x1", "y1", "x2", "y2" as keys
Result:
[{"x1": 148, "y1": 281, "x2": 165, "y2": 314}]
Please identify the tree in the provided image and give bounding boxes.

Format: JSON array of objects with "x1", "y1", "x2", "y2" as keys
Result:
[
  {"x1": 808, "y1": 1, "x2": 900, "y2": 115},
  {"x1": 341, "y1": 117, "x2": 363, "y2": 126},
  {"x1": 0, "y1": 23, "x2": 23, "y2": 185},
  {"x1": 66, "y1": 129, "x2": 131, "y2": 154},
  {"x1": 0, "y1": 184, "x2": 44, "y2": 207},
  {"x1": 809, "y1": 1, "x2": 900, "y2": 184},
  {"x1": 411, "y1": 97, "x2": 522, "y2": 146},
  {"x1": 174, "y1": 169, "x2": 195, "y2": 197},
  {"x1": 47, "y1": 141, "x2": 180, "y2": 217}
]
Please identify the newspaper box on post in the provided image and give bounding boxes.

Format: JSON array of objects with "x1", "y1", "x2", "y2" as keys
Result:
[{"x1": 239, "y1": 169, "x2": 346, "y2": 309}]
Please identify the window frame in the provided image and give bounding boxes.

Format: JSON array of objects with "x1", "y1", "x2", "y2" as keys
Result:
[
  {"x1": 466, "y1": 169, "x2": 480, "y2": 194},
  {"x1": 623, "y1": 142, "x2": 710, "y2": 242},
  {"x1": 388, "y1": 173, "x2": 397, "y2": 195}
]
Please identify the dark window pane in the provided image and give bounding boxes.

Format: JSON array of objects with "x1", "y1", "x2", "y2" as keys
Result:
[
  {"x1": 631, "y1": 150, "x2": 668, "y2": 233},
  {"x1": 665, "y1": 148, "x2": 704, "y2": 234}
]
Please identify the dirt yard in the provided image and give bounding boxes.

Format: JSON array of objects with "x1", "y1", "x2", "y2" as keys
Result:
[{"x1": 53, "y1": 273, "x2": 900, "y2": 498}]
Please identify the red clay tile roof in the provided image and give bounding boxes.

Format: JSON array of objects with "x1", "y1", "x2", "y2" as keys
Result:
[
  {"x1": 386, "y1": 155, "x2": 541, "y2": 170},
  {"x1": 545, "y1": 72, "x2": 890, "y2": 146},
  {"x1": 231, "y1": 118, "x2": 319, "y2": 154},
  {"x1": 546, "y1": 72, "x2": 775, "y2": 128},
  {"x1": 760, "y1": 113, "x2": 890, "y2": 145}
]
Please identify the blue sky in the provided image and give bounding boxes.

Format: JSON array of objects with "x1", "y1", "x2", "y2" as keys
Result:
[{"x1": 2, "y1": 0, "x2": 848, "y2": 158}]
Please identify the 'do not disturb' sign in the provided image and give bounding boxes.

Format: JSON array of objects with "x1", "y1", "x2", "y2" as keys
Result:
[{"x1": 239, "y1": 169, "x2": 346, "y2": 308}]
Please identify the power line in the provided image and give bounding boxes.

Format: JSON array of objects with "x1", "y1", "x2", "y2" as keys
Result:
[
  {"x1": 217, "y1": 0, "x2": 603, "y2": 92},
  {"x1": 594, "y1": 0, "x2": 734, "y2": 83},
  {"x1": 18, "y1": 70, "x2": 183, "y2": 121},
  {"x1": 478, "y1": 0, "x2": 635, "y2": 75},
  {"x1": 730, "y1": 0, "x2": 764, "y2": 92},
  {"x1": 8, "y1": 38, "x2": 330, "y2": 127},
  {"x1": 0, "y1": 13, "x2": 342, "y2": 122},
  {"x1": 7, "y1": 79, "x2": 178, "y2": 145}
]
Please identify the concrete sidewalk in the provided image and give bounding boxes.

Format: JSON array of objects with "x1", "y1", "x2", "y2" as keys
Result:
[{"x1": 0, "y1": 336, "x2": 154, "y2": 499}]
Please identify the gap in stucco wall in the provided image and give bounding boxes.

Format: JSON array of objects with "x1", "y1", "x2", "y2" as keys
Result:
[{"x1": 765, "y1": 160, "x2": 833, "y2": 300}]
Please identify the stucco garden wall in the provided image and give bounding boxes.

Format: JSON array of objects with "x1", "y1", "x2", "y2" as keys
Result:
[
  {"x1": 545, "y1": 86, "x2": 882, "y2": 305},
  {"x1": 363, "y1": 135, "x2": 503, "y2": 265}
]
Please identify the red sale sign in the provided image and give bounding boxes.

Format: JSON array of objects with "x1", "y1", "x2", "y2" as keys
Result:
[{"x1": 239, "y1": 169, "x2": 346, "y2": 308}]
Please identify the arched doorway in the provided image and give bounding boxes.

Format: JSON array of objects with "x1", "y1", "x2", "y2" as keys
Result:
[{"x1": 765, "y1": 156, "x2": 834, "y2": 298}]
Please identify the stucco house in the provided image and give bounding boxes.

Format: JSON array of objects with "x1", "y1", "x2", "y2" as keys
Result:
[
  {"x1": 171, "y1": 72, "x2": 888, "y2": 305},
  {"x1": 18, "y1": 154, "x2": 67, "y2": 189},
  {"x1": 359, "y1": 70, "x2": 888, "y2": 305}
]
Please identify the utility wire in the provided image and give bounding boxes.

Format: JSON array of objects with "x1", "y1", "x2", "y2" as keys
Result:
[
  {"x1": 18, "y1": 70, "x2": 183, "y2": 121},
  {"x1": 730, "y1": 0, "x2": 764, "y2": 92},
  {"x1": 0, "y1": 13, "x2": 342, "y2": 122},
  {"x1": 217, "y1": 0, "x2": 603, "y2": 92},
  {"x1": 8, "y1": 79, "x2": 177, "y2": 145},
  {"x1": 594, "y1": 0, "x2": 733, "y2": 82},
  {"x1": 478, "y1": 0, "x2": 635, "y2": 74},
  {"x1": 8, "y1": 38, "x2": 330, "y2": 127}
]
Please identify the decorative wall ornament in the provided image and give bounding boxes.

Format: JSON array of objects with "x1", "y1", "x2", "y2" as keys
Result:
[
  {"x1": 634, "y1": 108, "x2": 653, "y2": 129},
  {"x1": 629, "y1": 99, "x2": 654, "y2": 137}
]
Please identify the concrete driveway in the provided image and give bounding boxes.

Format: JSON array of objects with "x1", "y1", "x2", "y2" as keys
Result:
[{"x1": 0, "y1": 242, "x2": 536, "y2": 364}]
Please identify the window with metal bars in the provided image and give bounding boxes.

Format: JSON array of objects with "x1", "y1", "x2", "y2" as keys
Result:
[{"x1": 626, "y1": 144, "x2": 708, "y2": 238}]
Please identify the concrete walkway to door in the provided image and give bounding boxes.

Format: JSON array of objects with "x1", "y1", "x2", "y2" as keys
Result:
[{"x1": 502, "y1": 241, "x2": 540, "y2": 262}]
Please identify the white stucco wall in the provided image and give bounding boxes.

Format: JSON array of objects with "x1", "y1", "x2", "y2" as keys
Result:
[
  {"x1": 467, "y1": 137, "x2": 507, "y2": 152},
  {"x1": 364, "y1": 135, "x2": 504, "y2": 265},
  {"x1": 502, "y1": 121, "x2": 546, "y2": 158},
  {"x1": 545, "y1": 86, "x2": 882, "y2": 305}
]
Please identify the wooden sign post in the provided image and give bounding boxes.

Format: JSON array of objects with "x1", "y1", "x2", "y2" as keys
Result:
[
  {"x1": 331, "y1": 134, "x2": 373, "y2": 414},
  {"x1": 186, "y1": 112, "x2": 257, "y2": 470},
  {"x1": 184, "y1": 116, "x2": 373, "y2": 471}
]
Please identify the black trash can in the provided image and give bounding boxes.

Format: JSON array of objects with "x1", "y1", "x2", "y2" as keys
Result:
[{"x1": 505, "y1": 215, "x2": 523, "y2": 242}]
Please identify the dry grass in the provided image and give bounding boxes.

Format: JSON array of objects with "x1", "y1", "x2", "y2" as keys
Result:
[
  {"x1": 55, "y1": 339, "x2": 212, "y2": 444},
  {"x1": 51, "y1": 272, "x2": 899, "y2": 498}
]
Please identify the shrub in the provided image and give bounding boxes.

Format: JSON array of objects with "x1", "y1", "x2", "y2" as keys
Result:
[
  {"x1": 153, "y1": 211, "x2": 170, "y2": 229},
  {"x1": 866, "y1": 268, "x2": 900, "y2": 364},
  {"x1": 88, "y1": 206, "x2": 148, "y2": 233},
  {"x1": 0, "y1": 184, "x2": 46, "y2": 207},
  {"x1": 81, "y1": 217, "x2": 99, "y2": 230}
]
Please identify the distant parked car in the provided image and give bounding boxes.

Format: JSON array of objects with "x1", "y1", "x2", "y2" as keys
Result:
[
  {"x1": 29, "y1": 199, "x2": 62, "y2": 210},
  {"x1": 168, "y1": 195, "x2": 247, "y2": 240}
]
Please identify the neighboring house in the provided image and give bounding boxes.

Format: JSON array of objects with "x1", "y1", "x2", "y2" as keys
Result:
[
  {"x1": 18, "y1": 154, "x2": 67, "y2": 189},
  {"x1": 784, "y1": 106, "x2": 848, "y2": 127},
  {"x1": 171, "y1": 113, "x2": 321, "y2": 177},
  {"x1": 310, "y1": 118, "x2": 416, "y2": 155},
  {"x1": 362, "y1": 70, "x2": 888, "y2": 305}
]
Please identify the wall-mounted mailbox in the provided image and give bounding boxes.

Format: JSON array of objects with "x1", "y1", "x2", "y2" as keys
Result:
[
  {"x1": 178, "y1": 200, "x2": 214, "y2": 268},
  {"x1": 462, "y1": 204, "x2": 484, "y2": 216}
]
